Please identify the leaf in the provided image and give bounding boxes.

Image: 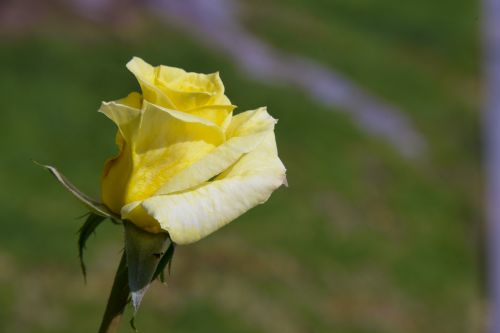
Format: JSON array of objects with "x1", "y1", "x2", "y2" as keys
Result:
[
  {"x1": 124, "y1": 221, "x2": 169, "y2": 316},
  {"x1": 33, "y1": 161, "x2": 118, "y2": 219},
  {"x1": 78, "y1": 213, "x2": 107, "y2": 282},
  {"x1": 152, "y1": 242, "x2": 176, "y2": 283},
  {"x1": 99, "y1": 252, "x2": 130, "y2": 332}
]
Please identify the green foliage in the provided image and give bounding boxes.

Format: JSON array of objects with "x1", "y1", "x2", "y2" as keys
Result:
[
  {"x1": 77, "y1": 213, "x2": 107, "y2": 282},
  {"x1": 153, "y1": 242, "x2": 176, "y2": 283}
]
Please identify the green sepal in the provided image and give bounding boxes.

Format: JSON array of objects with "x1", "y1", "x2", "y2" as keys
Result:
[
  {"x1": 78, "y1": 212, "x2": 107, "y2": 282},
  {"x1": 124, "y1": 221, "x2": 169, "y2": 316},
  {"x1": 34, "y1": 161, "x2": 119, "y2": 219},
  {"x1": 153, "y1": 242, "x2": 176, "y2": 283}
]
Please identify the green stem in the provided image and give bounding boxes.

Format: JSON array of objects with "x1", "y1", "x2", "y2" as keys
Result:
[{"x1": 98, "y1": 252, "x2": 129, "y2": 333}]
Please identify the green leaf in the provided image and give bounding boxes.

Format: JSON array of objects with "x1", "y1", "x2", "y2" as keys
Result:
[
  {"x1": 152, "y1": 242, "x2": 176, "y2": 283},
  {"x1": 78, "y1": 212, "x2": 107, "y2": 282},
  {"x1": 33, "y1": 161, "x2": 118, "y2": 219},
  {"x1": 124, "y1": 221, "x2": 169, "y2": 315}
]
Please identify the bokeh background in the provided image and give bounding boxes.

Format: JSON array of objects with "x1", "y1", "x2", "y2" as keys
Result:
[{"x1": 0, "y1": 0, "x2": 482, "y2": 332}]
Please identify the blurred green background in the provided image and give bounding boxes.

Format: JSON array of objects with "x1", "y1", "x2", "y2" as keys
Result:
[{"x1": 0, "y1": 0, "x2": 482, "y2": 332}]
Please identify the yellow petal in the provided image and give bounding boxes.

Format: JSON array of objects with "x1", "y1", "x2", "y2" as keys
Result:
[
  {"x1": 187, "y1": 105, "x2": 235, "y2": 127},
  {"x1": 99, "y1": 97, "x2": 142, "y2": 213},
  {"x1": 156, "y1": 67, "x2": 217, "y2": 110},
  {"x1": 101, "y1": 138, "x2": 134, "y2": 214},
  {"x1": 101, "y1": 101, "x2": 225, "y2": 216},
  {"x1": 225, "y1": 106, "x2": 277, "y2": 138},
  {"x1": 118, "y1": 91, "x2": 143, "y2": 109},
  {"x1": 127, "y1": 57, "x2": 233, "y2": 122},
  {"x1": 154, "y1": 107, "x2": 276, "y2": 195},
  {"x1": 159, "y1": 68, "x2": 223, "y2": 94},
  {"x1": 126, "y1": 57, "x2": 176, "y2": 109},
  {"x1": 148, "y1": 100, "x2": 221, "y2": 128},
  {"x1": 98, "y1": 93, "x2": 142, "y2": 141},
  {"x1": 135, "y1": 101, "x2": 224, "y2": 152},
  {"x1": 139, "y1": 131, "x2": 286, "y2": 244},
  {"x1": 156, "y1": 68, "x2": 233, "y2": 115},
  {"x1": 122, "y1": 202, "x2": 163, "y2": 234}
]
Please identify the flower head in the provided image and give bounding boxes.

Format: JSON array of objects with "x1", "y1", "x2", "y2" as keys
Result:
[{"x1": 100, "y1": 57, "x2": 286, "y2": 244}]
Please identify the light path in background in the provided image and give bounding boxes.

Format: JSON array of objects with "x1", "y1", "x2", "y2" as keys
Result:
[
  {"x1": 484, "y1": 0, "x2": 500, "y2": 331},
  {"x1": 147, "y1": 0, "x2": 426, "y2": 158}
]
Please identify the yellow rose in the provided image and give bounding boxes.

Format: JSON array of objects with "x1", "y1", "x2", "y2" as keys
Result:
[{"x1": 100, "y1": 57, "x2": 286, "y2": 244}]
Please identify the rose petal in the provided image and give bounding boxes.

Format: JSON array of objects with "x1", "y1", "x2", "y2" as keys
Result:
[
  {"x1": 156, "y1": 67, "x2": 217, "y2": 110},
  {"x1": 154, "y1": 107, "x2": 276, "y2": 195},
  {"x1": 139, "y1": 131, "x2": 286, "y2": 244},
  {"x1": 126, "y1": 57, "x2": 176, "y2": 109},
  {"x1": 127, "y1": 57, "x2": 233, "y2": 116},
  {"x1": 141, "y1": 101, "x2": 222, "y2": 130},
  {"x1": 187, "y1": 105, "x2": 235, "y2": 128},
  {"x1": 101, "y1": 101, "x2": 225, "y2": 214},
  {"x1": 99, "y1": 94, "x2": 142, "y2": 141}
]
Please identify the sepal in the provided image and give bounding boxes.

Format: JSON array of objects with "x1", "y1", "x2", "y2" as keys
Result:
[
  {"x1": 34, "y1": 161, "x2": 118, "y2": 219},
  {"x1": 78, "y1": 213, "x2": 107, "y2": 282},
  {"x1": 153, "y1": 242, "x2": 176, "y2": 284},
  {"x1": 123, "y1": 221, "x2": 169, "y2": 314}
]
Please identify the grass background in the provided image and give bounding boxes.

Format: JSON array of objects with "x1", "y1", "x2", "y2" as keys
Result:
[{"x1": 0, "y1": 0, "x2": 482, "y2": 332}]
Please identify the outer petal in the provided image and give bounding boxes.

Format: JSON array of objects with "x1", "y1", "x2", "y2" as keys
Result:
[
  {"x1": 153, "y1": 107, "x2": 276, "y2": 195},
  {"x1": 99, "y1": 96, "x2": 142, "y2": 213},
  {"x1": 101, "y1": 137, "x2": 133, "y2": 214},
  {"x1": 99, "y1": 93, "x2": 142, "y2": 141},
  {"x1": 139, "y1": 131, "x2": 286, "y2": 244},
  {"x1": 101, "y1": 101, "x2": 225, "y2": 217},
  {"x1": 187, "y1": 105, "x2": 235, "y2": 127}
]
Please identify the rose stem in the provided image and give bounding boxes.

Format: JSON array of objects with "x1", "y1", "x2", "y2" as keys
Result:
[{"x1": 98, "y1": 251, "x2": 129, "y2": 333}]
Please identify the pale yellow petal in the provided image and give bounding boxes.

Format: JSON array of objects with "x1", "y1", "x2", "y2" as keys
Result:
[
  {"x1": 99, "y1": 96, "x2": 142, "y2": 213},
  {"x1": 220, "y1": 109, "x2": 233, "y2": 133},
  {"x1": 122, "y1": 201, "x2": 162, "y2": 234},
  {"x1": 101, "y1": 143, "x2": 133, "y2": 214},
  {"x1": 158, "y1": 68, "x2": 224, "y2": 97},
  {"x1": 187, "y1": 105, "x2": 235, "y2": 127},
  {"x1": 155, "y1": 65, "x2": 186, "y2": 82},
  {"x1": 212, "y1": 92, "x2": 232, "y2": 106},
  {"x1": 103, "y1": 101, "x2": 225, "y2": 210},
  {"x1": 140, "y1": 131, "x2": 286, "y2": 244},
  {"x1": 136, "y1": 101, "x2": 224, "y2": 152},
  {"x1": 98, "y1": 94, "x2": 142, "y2": 141},
  {"x1": 156, "y1": 66, "x2": 212, "y2": 110},
  {"x1": 126, "y1": 57, "x2": 176, "y2": 109},
  {"x1": 154, "y1": 107, "x2": 277, "y2": 195},
  {"x1": 225, "y1": 106, "x2": 276, "y2": 138},
  {"x1": 118, "y1": 91, "x2": 143, "y2": 109},
  {"x1": 156, "y1": 68, "x2": 231, "y2": 112}
]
